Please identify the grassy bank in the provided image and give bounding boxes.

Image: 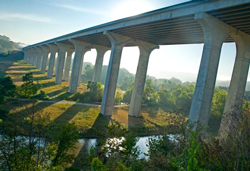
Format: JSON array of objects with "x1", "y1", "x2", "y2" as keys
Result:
[
  {"x1": 2, "y1": 57, "x2": 187, "y2": 136},
  {"x1": 4, "y1": 99, "x2": 186, "y2": 137}
]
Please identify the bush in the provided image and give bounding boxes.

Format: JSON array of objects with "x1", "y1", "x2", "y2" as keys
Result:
[{"x1": 34, "y1": 90, "x2": 49, "y2": 100}]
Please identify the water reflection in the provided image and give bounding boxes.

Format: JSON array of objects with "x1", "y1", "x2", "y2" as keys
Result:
[{"x1": 77, "y1": 135, "x2": 170, "y2": 159}]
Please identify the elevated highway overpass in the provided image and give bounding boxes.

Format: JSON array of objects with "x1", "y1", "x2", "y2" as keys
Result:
[{"x1": 23, "y1": 0, "x2": 250, "y2": 137}]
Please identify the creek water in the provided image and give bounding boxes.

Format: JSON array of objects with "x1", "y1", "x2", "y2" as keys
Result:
[
  {"x1": 0, "y1": 134, "x2": 176, "y2": 159},
  {"x1": 77, "y1": 135, "x2": 176, "y2": 159}
]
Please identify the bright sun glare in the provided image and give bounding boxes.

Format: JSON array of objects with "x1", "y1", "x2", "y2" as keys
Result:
[{"x1": 112, "y1": 1, "x2": 153, "y2": 20}]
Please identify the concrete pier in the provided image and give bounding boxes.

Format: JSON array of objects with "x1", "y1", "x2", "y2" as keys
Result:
[
  {"x1": 219, "y1": 31, "x2": 250, "y2": 138},
  {"x1": 26, "y1": 49, "x2": 32, "y2": 64},
  {"x1": 63, "y1": 49, "x2": 74, "y2": 81},
  {"x1": 22, "y1": 0, "x2": 250, "y2": 137},
  {"x1": 92, "y1": 45, "x2": 109, "y2": 82},
  {"x1": 68, "y1": 39, "x2": 91, "y2": 93},
  {"x1": 55, "y1": 43, "x2": 72, "y2": 84},
  {"x1": 128, "y1": 40, "x2": 159, "y2": 117},
  {"x1": 32, "y1": 49, "x2": 37, "y2": 66},
  {"x1": 40, "y1": 46, "x2": 50, "y2": 74},
  {"x1": 35, "y1": 47, "x2": 43, "y2": 69},
  {"x1": 100, "y1": 31, "x2": 134, "y2": 115},
  {"x1": 188, "y1": 12, "x2": 236, "y2": 130},
  {"x1": 47, "y1": 44, "x2": 58, "y2": 79}
]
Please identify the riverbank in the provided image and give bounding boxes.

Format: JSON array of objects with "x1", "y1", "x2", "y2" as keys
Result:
[
  {"x1": 1, "y1": 56, "x2": 187, "y2": 137},
  {"x1": 3, "y1": 98, "x2": 186, "y2": 138}
]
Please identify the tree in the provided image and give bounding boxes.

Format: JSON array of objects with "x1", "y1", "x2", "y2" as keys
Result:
[
  {"x1": 80, "y1": 81, "x2": 104, "y2": 103},
  {"x1": 49, "y1": 123, "x2": 79, "y2": 167},
  {"x1": 0, "y1": 106, "x2": 79, "y2": 170},
  {"x1": 83, "y1": 64, "x2": 94, "y2": 81},
  {"x1": 114, "y1": 89, "x2": 123, "y2": 105},
  {"x1": 143, "y1": 79, "x2": 156, "y2": 105},
  {"x1": 208, "y1": 88, "x2": 227, "y2": 132},
  {"x1": 122, "y1": 87, "x2": 133, "y2": 103},
  {"x1": 120, "y1": 76, "x2": 134, "y2": 91},
  {"x1": 171, "y1": 85, "x2": 194, "y2": 116},
  {"x1": 19, "y1": 72, "x2": 41, "y2": 98},
  {"x1": 157, "y1": 89, "x2": 173, "y2": 109},
  {"x1": 0, "y1": 76, "x2": 16, "y2": 104}
]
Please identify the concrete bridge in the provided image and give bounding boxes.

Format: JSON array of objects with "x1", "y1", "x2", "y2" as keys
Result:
[{"x1": 22, "y1": 0, "x2": 250, "y2": 137}]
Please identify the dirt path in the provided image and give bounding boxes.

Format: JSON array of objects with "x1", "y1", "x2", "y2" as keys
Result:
[{"x1": 18, "y1": 98, "x2": 128, "y2": 108}]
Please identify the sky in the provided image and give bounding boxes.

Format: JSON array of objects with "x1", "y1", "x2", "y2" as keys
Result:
[{"x1": 0, "y1": 0, "x2": 241, "y2": 82}]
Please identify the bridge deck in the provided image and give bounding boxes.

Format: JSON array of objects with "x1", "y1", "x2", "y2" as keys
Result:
[{"x1": 24, "y1": 0, "x2": 250, "y2": 49}]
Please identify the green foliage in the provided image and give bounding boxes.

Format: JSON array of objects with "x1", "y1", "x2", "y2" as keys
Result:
[
  {"x1": 92, "y1": 121, "x2": 140, "y2": 170},
  {"x1": 0, "y1": 76, "x2": 16, "y2": 104},
  {"x1": 65, "y1": 166, "x2": 80, "y2": 171},
  {"x1": 120, "y1": 76, "x2": 134, "y2": 91},
  {"x1": 81, "y1": 81, "x2": 104, "y2": 103},
  {"x1": 114, "y1": 89, "x2": 123, "y2": 105},
  {"x1": 81, "y1": 64, "x2": 94, "y2": 82},
  {"x1": 18, "y1": 72, "x2": 41, "y2": 98},
  {"x1": 0, "y1": 35, "x2": 17, "y2": 55},
  {"x1": 143, "y1": 79, "x2": 156, "y2": 105},
  {"x1": 171, "y1": 85, "x2": 194, "y2": 116},
  {"x1": 0, "y1": 104, "x2": 79, "y2": 170},
  {"x1": 181, "y1": 131, "x2": 206, "y2": 171},
  {"x1": 91, "y1": 157, "x2": 106, "y2": 171},
  {"x1": 208, "y1": 88, "x2": 227, "y2": 133},
  {"x1": 146, "y1": 133, "x2": 178, "y2": 170},
  {"x1": 157, "y1": 89, "x2": 173, "y2": 108},
  {"x1": 34, "y1": 90, "x2": 49, "y2": 100},
  {"x1": 49, "y1": 123, "x2": 79, "y2": 167},
  {"x1": 122, "y1": 87, "x2": 132, "y2": 103}
]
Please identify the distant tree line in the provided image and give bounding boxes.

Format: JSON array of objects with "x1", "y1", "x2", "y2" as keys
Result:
[{"x1": 0, "y1": 35, "x2": 25, "y2": 56}]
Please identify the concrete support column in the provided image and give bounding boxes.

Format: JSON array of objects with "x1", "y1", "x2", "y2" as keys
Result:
[
  {"x1": 23, "y1": 50, "x2": 26, "y2": 63},
  {"x1": 47, "y1": 44, "x2": 58, "y2": 79},
  {"x1": 92, "y1": 45, "x2": 109, "y2": 82},
  {"x1": 26, "y1": 50, "x2": 30, "y2": 64},
  {"x1": 219, "y1": 31, "x2": 250, "y2": 139},
  {"x1": 40, "y1": 46, "x2": 50, "y2": 74},
  {"x1": 63, "y1": 49, "x2": 74, "y2": 81},
  {"x1": 129, "y1": 40, "x2": 159, "y2": 117},
  {"x1": 188, "y1": 12, "x2": 236, "y2": 131},
  {"x1": 54, "y1": 54, "x2": 58, "y2": 71},
  {"x1": 68, "y1": 39, "x2": 91, "y2": 93},
  {"x1": 77, "y1": 52, "x2": 85, "y2": 86},
  {"x1": 27, "y1": 50, "x2": 32, "y2": 64},
  {"x1": 35, "y1": 47, "x2": 43, "y2": 69},
  {"x1": 23, "y1": 50, "x2": 28, "y2": 63},
  {"x1": 32, "y1": 49, "x2": 37, "y2": 66},
  {"x1": 55, "y1": 43, "x2": 73, "y2": 84},
  {"x1": 100, "y1": 31, "x2": 134, "y2": 116}
]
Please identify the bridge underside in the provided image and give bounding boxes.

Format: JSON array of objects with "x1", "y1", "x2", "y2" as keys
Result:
[
  {"x1": 27, "y1": 1, "x2": 250, "y2": 48},
  {"x1": 22, "y1": 0, "x2": 250, "y2": 139}
]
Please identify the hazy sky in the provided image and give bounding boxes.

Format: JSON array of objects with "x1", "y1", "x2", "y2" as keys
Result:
[{"x1": 0, "y1": 0, "x2": 241, "y2": 82}]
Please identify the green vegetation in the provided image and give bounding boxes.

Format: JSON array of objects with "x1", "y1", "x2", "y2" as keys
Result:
[
  {"x1": 0, "y1": 35, "x2": 25, "y2": 56},
  {"x1": 1, "y1": 47, "x2": 250, "y2": 170},
  {"x1": 74, "y1": 113, "x2": 250, "y2": 170},
  {"x1": 0, "y1": 56, "x2": 234, "y2": 135},
  {"x1": 0, "y1": 104, "x2": 79, "y2": 170}
]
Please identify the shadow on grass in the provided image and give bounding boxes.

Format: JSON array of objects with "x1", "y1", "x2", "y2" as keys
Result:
[
  {"x1": 0, "y1": 72, "x2": 7, "y2": 79},
  {"x1": 6, "y1": 67, "x2": 36, "y2": 71},
  {"x1": 34, "y1": 75, "x2": 48, "y2": 81},
  {"x1": 53, "y1": 104, "x2": 91, "y2": 124},
  {"x1": 85, "y1": 113, "x2": 111, "y2": 136},
  {"x1": 6, "y1": 99, "x2": 54, "y2": 120},
  {"x1": 47, "y1": 88, "x2": 68, "y2": 98},
  {"x1": 51, "y1": 91, "x2": 71, "y2": 101},
  {"x1": 39, "y1": 81, "x2": 57, "y2": 89}
]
